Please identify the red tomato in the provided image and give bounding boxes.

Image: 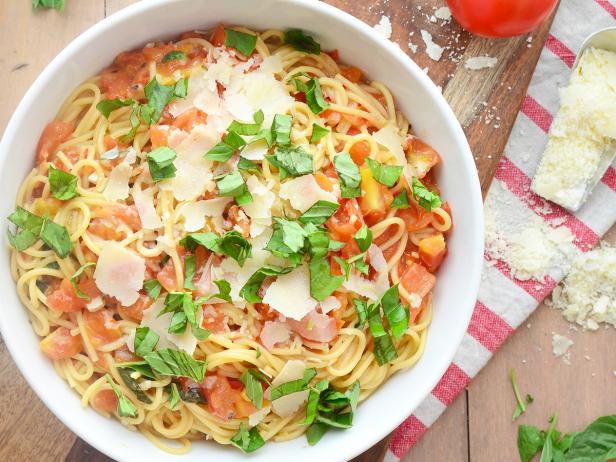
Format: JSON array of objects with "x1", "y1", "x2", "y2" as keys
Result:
[
  {"x1": 100, "y1": 51, "x2": 149, "y2": 99},
  {"x1": 400, "y1": 262, "x2": 436, "y2": 302},
  {"x1": 172, "y1": 108, "x2": 207, "y2": 132},
  {"x1": 46, "y1": 278, "x2": 100, "y2": 313},
  {"x1": 201, "y1": 307, "x2": 227, "y2": 334},
  {"x1": 396, "y1": 201, "x2": 432, "y2": 233},
  {"x1": 91, "y1": 389, "x2": 119, "y2": 413},
  {"x1": 88, "y1": 205, "x2": 142, "y2": 240},
  {"x1": 418, "y1": 233, "x2": 448, "y2": 272},
  {"x1": 340, "y1": 66, "x2": 362, "y2": 83},
  {"x1": 201, "y1": 374, "x2": 256, "y2": 421},
  {"x1": 36, "y1": 120, "x2": 73, "y2": 165},
  {"x1": 157, "y1": 257, "x2": 180, "y2": 293},
  {"x1": 40, "y1": 327, "x2": 82, "y2": 360},
  {"x1": 83, "y1": 310, "x2": 122, "y2": 349},
  {"x1": 211, "y1": 24, "x2": 227, "y2": 47},
  {"x1": 326, "y1": 199, "x2": 364, "y2": 242},
  {"x1": 349, "y1": 140, "x2": 371, "y2": 166},
  {"x1": 446, "y1": 0, "x2": 558, "y2": 37},
  {"x1": 118, "y1": 294, "x2": 153, "y2": 322}
]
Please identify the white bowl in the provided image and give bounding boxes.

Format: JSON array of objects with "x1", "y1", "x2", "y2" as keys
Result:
[{"x1": 0, "y1": 1, "x2": 484, "y2": 461}]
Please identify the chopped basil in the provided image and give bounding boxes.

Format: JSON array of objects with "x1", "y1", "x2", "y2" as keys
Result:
[
  {"x1": 346, "y1": 381, "x2": 361, "y2": 413},
  {"x1": 134, "y1": 326, "x2": 159, "y2": 357},
  {"x1": 328, "y1": 240, "x2": 346, "y2": 251},
  {"x1": 179, "y1": 232, "x2": 220, "y2": 252},
  {"x1": 182, "y1": 293, "x2": 210, "y2": 341},
  {"x1": 117, "y1": 367, "x2": 153, "y2": 404},
  {"x1": 365, "y1": 158, "x2": 403, "y2": 187},
  {"x1": 141, "y1": 77, "x2": 188, "y2": 125},
  {"x1": 354, "y1": 258, "x2": 369, "y2": 275},
  {"x1": 168, "y1": 383, "x2": 181, "y2": 409},
  {"x1": 229, "y1": 110, "x2": 264, "y2": 136},
  {"x1": 284, "y1": 29, "x2": 321, "y2": 54},
  {"x1": 224, "y1": 29, "x2": 258, "y2": 56},
  {"x1": 270, "y1": 368, "x2": 317, "y2": 401},
  {"x1": 265, "y1": 219, "x2": 306, "y2": 262},
  {"x1": 353, "y1": 225, "x2": 372, "y2": 252},
  {"x1": 517, "y1": 425, "x2": 544, "y2": 462},
  {"x1": 96, "y1": 98, "x2": 135, "y2": 118},
  {"x1": 162, "y1": 50, "x2": 187, "y2": 62},
  {"x1": 240, "y1": 369, "x2": 265, "y2": 409},
  {"x1": 333, "y1": 256, "x2": 351, "y2": 280},
  {"x1": 292, "y1": 77, "x2": 329, "y2": 114},
  {"x1": 143, "y1": 279, "x2": 162, "y2": 300},
  {"x1": 7, "y1": 227, "x2": 39, "y2": 252},
  {"x1": 267, "y1": 145, "x2": 314, "y2": 179},
  {"x1": 211, "y1": 280, "x2": 232, "y2": 302},
  {"x1": 40, "y1": 219, "x2": 73, "y2": 258},
  {"x1": 183, "y1": 255, "x2": 196, "y2": 290},
  {"x1": 120, "y1": 105, "x2": 141, "y2": 143},
  {"x1": 305, "y1": 226, "x2": 330, "y2": 259},
  {"x1": 237, "y1": 156, "x2": 261, "y2": 173},
  {"x1": 511, "y1": 368, "x2": 530, "y2": 421},
  {"x1": 239, "y1": 266, "x2": 293, "y2": 303},
  {"x1": 180, "y1": 231, "x2": 252, "y2": 266},
  {"x1": 230, "y1": 422, "x2": 266, "y2": 453},
  {"x1": 302, "y1": 379, "x2": 329, "y2": 426},
  {"x1": 391, "y1": 190, "x2": 410, "y2": 209},
  {"x1": 215, "y1": 171, "x2": 253, "y2": 205},
  {"x1": 566, "y1": 415, "x2": 616, "y2": 461},
  {"x1": 310, "y1": 123, "x2": 329, "y2": 143},
  {"x1": 32, "y1": 0, "x2": 65, "y2": 12},
  {"x1": 334, "y1": 152, "x2": 361, "y2": 198},
  {"x1": 368, "y1": 311, "x2": 397, "y2": 366},
  {"x1": 299, "y1": 200, "x2": 339, "y2": 225},
  {"x1": 412, "y1": 176, "x2": 442, "y2": 211},
  {"x1": 147, "y1": 146, "x2": 177, "y2": 182},
  {"x1": 316, "y1": 412, "x2": 353, "y2": 429},
  {"x1": 48, "y1": 166, "x2": 79, "y2": 201},
  {"x1": 309, "y1": 257, "x2": 345, "y2": 302},
  {"x1": 306, "y1": 422, "x2": 329, "y2": 445},
  {"x1": 271, "y1": 114, "x2": 292, "y2": 146},
  {"x1": 7, "y1": 207, "x2": 73, "y2": 257},
  {"x1": 168, "y1": 311, "x2": 187, "y2": 334},
  {"x1": 115, "y1": 361, "x2": 156, "y2": 380},
  {"x1": 205, "y1": 131, "x2": 246, "y2": 162},
  {"x1": 70, "y1": 262, "x2": 95, "y2": 300},
  {"x1": 105, "y1": 374, "x2": 138, "y2": 418},
  {"x1": 143, "y1": 348, "x2": 207, "y2": 382},
  {"x1": 380, "y1": 284, "x2": 408, "y2": 341},
  {"x1": 352, "y1": 298, "x2": 369, "y2": 329}
]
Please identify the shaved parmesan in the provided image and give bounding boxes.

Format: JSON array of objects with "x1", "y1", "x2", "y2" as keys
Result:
[
  {"x1": 242, "y1": 175, "x2": 275, "y2": 237},
  {"x1": 260, "y1": 321, "x2": 291, "y2": 350},
  {"x1": 368, "y1": 244, "x2": 388, "y2": 273},
  {"x1": 248, "y1": 405, "x2": 271, "y2": 427},
  {"x1": 179, "y1": 197, "x2": 232, "y2": 233},
  {"x1": 263, "y1": 264, "x2": 317, "y2": 320},
  {"x1": 279, "y1": 175, "x2": 337, "y2": 213},
  {"x1": 320, "y1": 295, "x2": 341, "y2": 314},
  {"x1": 103, "y1": 162, "x2": 131, "y2": 201},
  {"x1": 343, "y1": 270, "x2": 390, "y2": 301},
  {"x1": 85, "y1": 296, "x2": 104, "y2": 312},
  {"x1": 269, "y1": 360, "x2": 309, "y2": 417},
  {"x1": 259, "y1": 55, "x2": 284, "y2": 75},
  {"x1": 132, "y1": 187, "x2": 162, "y2": 230},
  {"x1": 94, "y1": 242, "x2": 145, "y2": 306},
  {"x1": 373, "y1": 124, "x2": 407, "y2": 165},
  {"x1": 241, "y1": 138, "x2": 270, "y2": 161}
]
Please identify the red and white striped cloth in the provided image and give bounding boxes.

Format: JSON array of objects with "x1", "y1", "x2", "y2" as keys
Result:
[{"x1": 385, "y1": 1, "x2": 616, "y2": 460}]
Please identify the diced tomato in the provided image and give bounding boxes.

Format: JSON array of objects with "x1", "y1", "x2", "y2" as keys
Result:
[
  {"x1": 201, "y1": 307, "x2": 227, "y2": 334},
  {"x1": 83, "y1": 310, "x2": 122, "y2": 349},
  {"x1": 143, "y1": 44, "x2": 175, "y2": 62},
  {"x1": 157, "y1": 257, "x2": 180, "y2": 293},
  {"x1": 40, "y1": 327, "x2": 82, "y2": 360},
  {"x1": 234, "y1": 396, "x2": 258, "y2": 419},
  {"x1": 254, "y1": 303, "x2": 278, "y2": 323},
  {"x1": 400, "y1": 262, "x2": 436, "y2": 303},
  {"x1": 211, "y1": 24, "x2": 226, "y2": 47},
  {"x1": 172, "y1": 108, "x2": 207, "y2": 132},
  {"x1": 321, "y1": 109, "x2": 342, "y2": 127},
  {"x1": 114, "y1": 346, "x2": 140, "y2": 363},
  {"x1": 326, "y1": 198, "x2": 364, "y2": 242},
  {"x1": 201, "y1": 374, "x2": 256, "y2": 421},
  {"x1": 91, "y1": 389, "x2": 118, "y2": 413},
  {"x1": 88, "y1": 205, "x2": 142, "y2": 240},
  {"x1": 406, "y1": 136, "x2": 440, "y2": 179},
  {"x1": 46, "y1": 278, "x2": 100, "y2": 313},
  {"x1": 118, "y1": 293, "x2": 153, "y2": 322},
  {"x1": 36, "y1": 120, "x2": 73, "y2": 165},
  {"x1": 349, "y1": 140, "x2": 371, "y2": 166},
  {"x1": 149, "y1": 126, "x2": 169, "y2": 148},
  {"x1": 341, "y1": 66, "x2": 362, "y2": 83},
  {"x1": 418, "y1": 233, "x2": 447, "y2": 272},
  {"x1": 358, "y1": 166, "x2": 394, "y2": 226},
  {"x1": 327, "y1": 49, "x2": 340, "y2": 62},
  {"x1": 314, "y1": 171, "x2": 334, "y2": 192},
  {"x1": 396, "y1": 200, "x2": 432, "y2": 232},
  {"x1": 100, "y1": 51, "x2": 149, "y2": 99}
]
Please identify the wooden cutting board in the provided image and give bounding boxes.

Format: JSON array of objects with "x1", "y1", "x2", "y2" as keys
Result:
[{"x1": 0, "y1": 1, "x2": 555, "y2": 461}]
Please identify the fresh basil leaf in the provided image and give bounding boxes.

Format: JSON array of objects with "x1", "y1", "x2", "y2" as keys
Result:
[
  {"x1": 179, "y1": 232, "x2": 220, "y2": 252},
  {"x1": 412, "y1": 176, "x2": 442, "y2": 211},
  {"x1": 240, "y1": 369, "x2": 265, "y2": 409},
  {"x1": 70, "y1": 262, "x2": 95, "y2": 300},
  {"x1": 310, "y1": 123, "x2": 329, "y2": 143},
  {"x1": 539, "y1": 414, "x2": 560, "y2": 462},
  {"x1": 381, "y1": 284, "x2": 408, "y2": 341},
  {"x1": 208, "y1": 280, "x2": 231, "y2": 302},
  {"x1": 299, "y1": 200, "x2": 339, "y2": 225},
  {"x1": 334, "y1": 152, "x2": 361, "y2": 198},
  {"x1": 229, "y1": 110, "x2": 264, "y2": 136},
  {"x1": 302, "y1": 379, "x2": 329, "y2": 426},
  {"x1": 143, "y1": 348, "x2": 207, "y2": 382},
  {"x1": 353, "y1": 225, "x2": 372, "y2": 252},
  {"x1": 365, "y1": 158, "x2": 403, "y2": 187},
  {"x1": 142, "y1": 77, "x2": 188, "y2": 125},
  {"x1": 284, "y1": 29, "x2": 321, "y2": 54},
  {"x1": 168, "y1": 383, "x2": 181, "y2": 409},
  {"x1": 316, "y1": 412, "x2": 353, "y2": 429},
  {"x1": 117, "y1": 367, "x2": 152, "y2": 404},
  {"x1": 368, "y1": 311, "x2": 397, "y2": 366},
  {"x1": 240, "y1": 266, "x2": 293, "y2": 303},
  {"x1": 8, "y1": 206, "x2": 44, "y2": 233},
  {"x1": 292, "y1": 77, "x2": 329, "y2": 114},
  {"x1": 32, "y1": 0, "x2": 65, "y2": 12},
  {"x1": 8, "y1": 207, "x2": 73, "y2": 257},
  {"x1": 265, "y1": 222, "x2": 304, "y2": 261},
  {"x1": 345, "y1": 381, "x2": 360, "y2": 413},
  {"x1": 116, "y1": 361, "x2": 156, "y2": 380},
  {"x1": 354, "y1": 258, "x2": 369, "y2": 275},
  {"x1": 216, "y1": 171, "x2": 253, "y2": 205},
  {"x1": 147, "y1": 146, "x2": 177, "y2": 182},
  {"x1": 510, "y1": 368, "x2": 528, "y2": 421},
  {"x1": 267, "y1": 145, "x2": 314, "y2": 179},
  {"x1": 39, "y1": 217, "x2": 72, "y2": 258},
  {"x1": 162, "y1": 50, "x2": 187, "y2": 62},
  {"x1": 182, "y1": 293, "x2": 210, "y2": 341},
  {"x1": 224, "y1": 29, "x2": 257, "y2": 56},
  {"x1": 105, "y1": 374, "x2": 138, "y2": 418},
  {"x1": 304, "y1": 226, "x2": 328, "y2": 259},
  {"x1": 48, "y1": 166, "x2": 78, "y2": 200},
  {"x1": 518, "y1": 425, "x2": 544, "y2": 462},
  {"x1": 274, "y1": 217, "x2": 307, "y2": 253},
  {"x1": 353, "y1": 298, "x2": 369, "y2": 329},
  {"x1": 205, "y1": 131, "x2": 247, "y2": 162},
  {"x1": 238, "y1": 156, "x2": 261, "y2": 173},
  {"x1": 7, "y1": 228, "x2": 39, "y2": 251},
  {"x1": 306, "y1": 422, "x2": 329, "y2": 445},
  {"x1": 230, "y1": 422, "x2": 266, "y2": 453},
  {"x1": 309, "y1": 257, "x2": 345, "y2": 302},
  {"x1": 271, "y1": 114, "x2": 292, "y2": 147},
  {"x1": 120, "y1": 105, "x2": 141, "y2": 143},
  {"x1": 96, "y1": 98, "x2": 135, "y2": 118},
  {"x1": 134, "y1": 326, "x2": 159, "y2": 357},
  {"x1": 270, "y1": 368, "x2": 317, "y2": 401},
  {"x1": 168, "y1": 311, "x2": 188, "y2": 334},
  {"x1": 217, "y1": 231, "x2": 252, "y2": 266},
  {"x1": 328, "y1": 240, "x2": 346, "y2": 251},
  {"x1": 566, "y1": 415, "x2": 616, "y2": 462},
  {"x1": 333, "y1": 256, "x2": 351, "y2": 280},
  {"x1": 144, "y1": 279, "x2": 162, "y2": 300},
  {"x1": 183, "y1": 255, "x2": 196, "y2": 290},
  {"x1": 391, "y1": 190, "x2": 410, "y2": 209}
]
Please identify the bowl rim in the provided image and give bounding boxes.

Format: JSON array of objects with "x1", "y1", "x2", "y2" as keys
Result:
[{"x1": 0, "y1": 0, "x2": 484, "y2": 461}]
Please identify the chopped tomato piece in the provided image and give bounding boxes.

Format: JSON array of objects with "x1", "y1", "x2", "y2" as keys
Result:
[
  {"x1": 254, "y1": 303, "x2": 278, "y2": 323},
  {"x1": 157, "y1": 257, "x2": 179, "y2": 293},
  {"x1": 118, "y1": 293, "x2": 153, "y2": 322},
  {"x1": 36, "y1": 120, "x2": 73, "y2": 165},
  {"x1": 201, "y1": 374, "x2": 256, "y2": 421},
  {"x1": 83, "y1": 310, "x2": 122, "y2": 349},
  {"x1": 418, "y1": 233, "x2": 447, "y2": 272},
  {"x1": 226, "y1": 205, "x2": 250, "y2": 238},
  {"x1": 114, "y1": 346, "x2": 140, "y2": 363},
  {"x1": 349, "y1": 140, "x2": 371, "y2": 166},
  {"x1": 396, "y1": 201, "x2": 432, "y2": 232},
  {"x1": 211, "y1": 24, "x2": 226, "y2": 47},
  {"x1": 406, "y1": 136, "x2": 440, "y2": 179},
  {"x1": 142, "y1": 44, "x2": 174, "y2": 62},
  {"x1": 358, "y1": 166, "x2": 394, "y2": 226},
  {"x1": 172, "y1": 108, "x2": 207, "y2": 132},
  {"x1": 149, "y1": 126, "x2": 169, "y2": 148},
  {"x1": 88, "y1": 205, "x2": 142, "y2": 240},
  {"x1": 400, "y1": 262, "x2": 436, "y2": 303},
  {"x1": 341, "y1": 66, "x2": 362, "y2": 83},
  {"x1": 326, "y1": 198, "x2": 364, "y2": 242},
  {"x1": 91, "y1": 389, "x2": 118, "y2": 413},
  {"x1": 40, "y1": 327, "x2": 82, "y2": 360},
  {"x1": 327, "y1": 49, "x2": 340, "y2": 62},
  {"x1": 100, "y1": 51, "x2": 149, "y2": 99},
  {"x1": 321, "y1": 109, "x2": 342, "y2": 127},
  {"x1": 201, "y1": 307, "x2": 227, "y2": 334},
  {"x1": 103, "y1": 135, "x2": 118, "y2": 151},
  {"x1": 46, "y1": 278, "x2": 100, "y2": 313},
  {"x1": 314, "y1": 171, "x2": 334, "y2": 192},
  {"x1": 31, "y1": 197, "x2": 62, "y2": 219}
]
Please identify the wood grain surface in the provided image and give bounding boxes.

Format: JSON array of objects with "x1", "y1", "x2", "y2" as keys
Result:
[{"x1": 1, "y1": 2, "x2": 614, "y2": 462}]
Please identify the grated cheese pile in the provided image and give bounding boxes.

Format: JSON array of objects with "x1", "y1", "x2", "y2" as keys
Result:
[
  {"x1": 532, "y1": 47, "x2": 616, "y2": 210},
  {"x1": 546, "y1": 244, "x2": 616, "y2": 330}
]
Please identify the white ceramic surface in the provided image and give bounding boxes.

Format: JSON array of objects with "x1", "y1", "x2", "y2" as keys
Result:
[{"x1": 0, "y1": 1, "x2": 484, "y2": 461}]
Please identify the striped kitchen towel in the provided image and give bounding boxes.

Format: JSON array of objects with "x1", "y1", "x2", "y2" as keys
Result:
[{"x1": 385, "y1": 1, "x2": 616, "y2": 460}]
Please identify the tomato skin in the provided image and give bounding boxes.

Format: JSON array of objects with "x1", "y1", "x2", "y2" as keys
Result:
[
  {"x1": 326, "y1": 199, "x2": 364, "y2": 242},
  {"x1": 83, "y1": 310, "x2": 122, "y2": 349},
  {"x1": 157, "y1": 257, "x2": 180, "y2": 293},
  {"x1": 40, "y1": 327, "x2": 82, "y2": 360},
  {"x1": 91, "y1": 389, "x2": 118, "y2": 413},
  {"x1": 201, "y1": 374, "x2": 256, "y2": 421},
  {"x1": 341, "y1": 66, "x2": 362, "y2": 83},
  {"x1": 172, "y1": 108, "x2": 207, "y2": 132},
  {"x1": 396, "y1": 201, "x2": 432, "y2": 232},
  {"x1": 400, "y1": 262, "x2": 436, "y2": 301},
  {"x1": 36, "y1": 120, "x2": 73, "y2": 165},
  {"x1": 46, "y1": 278, "x2": 100, "y2": 313},
  {"x1": 118, "y1": 294, "x2": 153, "y2": 322},
  {"x1": 211, "y1": 24, "x2": 226, "y2": 47},
  {"x1": 446, "y1": 0, "x2": 558, "y2": 37}
]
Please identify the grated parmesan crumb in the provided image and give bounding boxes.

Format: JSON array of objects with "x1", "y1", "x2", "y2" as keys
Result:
[
  {"x1": 408, "y1": 41, "x2": 418, "y2": 53},
  {"x1": 552, "y1": 333, "x2": 574, "y2": 362},
  {"x1": 420, "y1": 30, "x2": 444, "y2": 61},
  {"x1": 434, "y1": 6, "x2": 452, "y2": 21},
  {"x1": 373, "y1": 15, "x2": 392, "y2": 40},
  {"x1": 465, "y1": 56, "x2": 498, "y2": 70}
]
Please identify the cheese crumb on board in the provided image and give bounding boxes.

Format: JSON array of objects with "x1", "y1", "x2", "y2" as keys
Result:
[
  {"x1": 532, "y1": 47, "x2": 616, "y2": 210},
  {"x1": 373, "y1": 15, "x2": 392, "y2": 40},
  {"x1": 434, "y1": 6, "x2": 452, "y2": 21},
  {"x1": 546, "y1": 244, "x2": 616, "y2": 330},
  {"x1": 551, "y1": 333, "x2": 574, "y2": 364},
  {"x1": 465, "y1": 56, "x2": 498, "y2": 70},
  {"x1": 420, "y1": 30, "x2": 444, "y2": 62}
]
